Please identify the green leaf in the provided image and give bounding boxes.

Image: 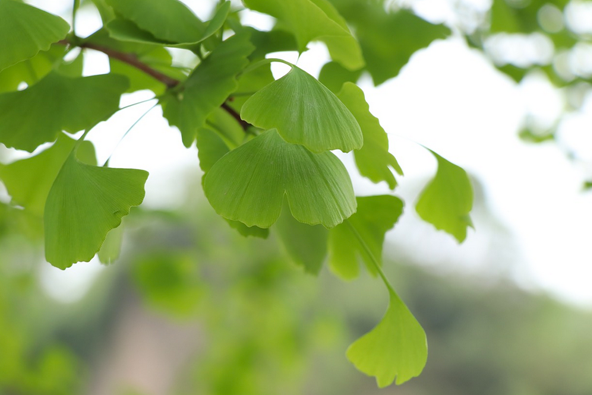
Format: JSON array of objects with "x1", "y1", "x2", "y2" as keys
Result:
[
  {"x1": 226, "y1": 219, "x2": 269, "y2": 239},
  {"x1": 241, "y1": 66, "x2": 362, "y2": 153},
  {"x1": 0, "y1": 72, "x2": 129, "y2": 152},
  {"x1": 416, "y1": 150, "x2": 473, "y2": 243},
  {"x1": 97, "y1": 222, "x2": 125, "y2": 265},
  {"x1": 161, "y1": 33, "x2": 254, "y2": 147},
  {"x1": 44, "y1": 150, "x2": 148, "y2": 269},
  {"x1": 204, "y1": 129, "x2": 356, "y2": 228},
  {"x1": 104, "y1": 0, "x2": 205, "y2": 44},
  {"x1": 347, "y1": 289, "x2": 427, "y2": 387},
  {"x1": 329, "y1": 196, "x2": 403, "y2": 280},
  {"x1": 0, "y1": 133, "x2": 96, "y2": 217},
  {"x1": 243, "y1": 0, "x2": 364, "y2": 70},
  {"x1": 318, "y1": 61, "x2": 362, "y2": 94},
  {"x1": 275, "y1": 202, "x2": 328, "y2": 274},
  {"x1": 0, "y1": 0, "x2": 70, "y2": 71},
  {"x1": 247, "y1": 28, "x2": 299, "y2": 61},
  {"x1": 337, "y1": 83, "x2": 402, "y2": 189}
]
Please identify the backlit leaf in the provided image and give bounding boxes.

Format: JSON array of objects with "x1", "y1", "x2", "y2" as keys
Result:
[
  {"x1": 241, "y1": 66, "x2": 362, "y2": 153},
  {"x1": 337, "y1": 82, "x2": 402, "y2": 189},
  {"x1": 204, "y1": 129, "x2": 356, "y2": 228},
  {"x1": 44, "y1": 151, "x2": 148, "y2": 269},
  {"x1": 243, "y1": 0, "x2": 364, "y2": 70},
  {"x1": 0, "y1": 133, "x2": 96, "y2": 217},
  {"x1": 0, "y1": 72, "x2": 129, "y2": 152},
  {"x1": 318, "y1": 61, "x2": 362, "y2": 94},
  {"x1": 329, "y1": 196, "x2": 403, "y2": 279},
  {"x1": 0, "y1": 0, "x2": 70, "y2": 71},
  {"x1": 97, "y1": 222, "x2": 125, "y2": 265},
  {"x1": 347, "y1": 289, "x2": 427, "y2": 387},
  {"x1": 416, "y1": 150, "x2": 473, "y2": 242},
  {"x1": 161, "y1": 33, "x2": 254, "y2": 147}
]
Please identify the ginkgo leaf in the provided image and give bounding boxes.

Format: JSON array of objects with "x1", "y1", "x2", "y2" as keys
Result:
[
  {"x1": 0, "y1": 72, "x2": 129, "y2": 152},
  {"x1": 203, "y1": 129, "x2": 356, "y2": 228},
  {"x1": 337, "y1": 83, "x2": 402, "y2": 189},
  {"x1": 318, "y1": 61, "x2": 362, "y2": 94},
  {"x1": 329, "y1": 195, "x2": 403, "y2": 279},
  {"x1": 0, "y1": 0, "x2": 70, "y2": 71},
  {"x1": 416, "y1": 150, "x2": 473, "y2": 242},
  {"x1": 161, "y1": 33, "x2": 254, "y2": 147},
  {"x1": 275, "y1": 202, "x2": 328, "y2": 274},
  {"x1": 104, "y1": 0, "x2": 205, "y2": 44},
  {"x1": 0, "y1": 133, "x2": 96, "y2": 217},
  {"x1": 241, "y1": 66, "x2": 362, "y2": 153},
  {"x1": 98, "y1": 222, "x2": 125, "y2": 265},
  {"x1": 44, "y1": 152, "x2": 148, "y2": 269},
  {"x1": 243, "y1": 0, "x2": 364, "y2": 70},
  {"x1": 347, "y1": 289, "x2": 427, "y2": 387}
]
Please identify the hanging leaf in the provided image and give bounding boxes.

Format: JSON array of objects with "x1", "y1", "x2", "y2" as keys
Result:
[
  {"x1": 204, "y1": 129, "x2": 356, "y2": 228},
  {"x1": 44, "y1": 151, "x2": 148, "y2": 269},
  {"x1": 0, "y1": 0, "x2": 70, "y2": 71},
  {"x1": 241, "y1": 66, "x2": 362, "y2": 153},
  {"x1": 0, "y1": 133, "x2": 96, "y2": 217},
  {"x1": 347, "y1": 289, "x2": 428, "y2": 387},
  {"x1": 243, "y1": 0, "x2": 364, "y2": 70},
  {"x1": 98, "y1": 222, "x2": 125, "y2": 265},
  {"x1": 318, "y1": 61, "x2": 362, "y2": 94},
  {"x1": 337, "y1": 83, "x2": 402, "y2": 189},
  {"x1": 416, "y1": 150, "x2": 473, "y2": 242},
  {"x1": 329, "y1": 195, "x2": 403, "y2": 279},
  {"x1": 275, "y1": 202, "x2": 328, "y2": 274},
  {"x1": 161, "y1": 33, "x2": 254, "y2": 147},
  {"x1": 0, "y1": 72, "x2": 129, "y2": 152},
  {"x1": 104, "y1": 0, "x2": 205, "y2": 44}
]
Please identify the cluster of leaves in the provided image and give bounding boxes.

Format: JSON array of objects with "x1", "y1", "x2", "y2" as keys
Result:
[{"x1": 0, "y1": 0, "x2": 476, "y2": 386}]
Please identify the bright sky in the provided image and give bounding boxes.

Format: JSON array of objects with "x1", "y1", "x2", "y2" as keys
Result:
[{"x1": 20, "y1": 0, "x2": 592, "y2": 308}]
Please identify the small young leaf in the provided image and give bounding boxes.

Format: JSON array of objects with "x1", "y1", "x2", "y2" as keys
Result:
[
  {"x1": 416, "y1": 150, "x2": 473, "y2": 242},
  {"x1": 243, "y1": 0, "x2": 364, "y2": 70},
  {"x1": 161, "y1": 33, "x2": 254, "y2": 147},
  {"x1": 98, "y1": 222, "x2": 125, "y2": 265},
  {"x1": 0, "y1": 133, "x2": 96, "y2": 217},
  {"x1": 44, "y1": 152, "x2": 148, "y2": 269},
  {"x1": 329, "y1": 196, "x2": 403, "y2": 279},
  {"x1": 337, "y1": 83, "x2": 402, "y2": 189},
  {"x1": 0, "y1": 72, "x2": 129, "y2": 152},
  {"x1": 241, "y1": 66, "x2": 362, "y2": 153},
  {"x1": 204, "y1": 129, "x2": 356, "y2": 228},
  {"x1": 0, "y1": 0, "x2": 70, "y2": 71},
  {"x1": 275, "y1": 202, "x2": 328, "y2": 274},
  {"x1": 347, "y1": 289, "x2": 427, "y2": 387}
]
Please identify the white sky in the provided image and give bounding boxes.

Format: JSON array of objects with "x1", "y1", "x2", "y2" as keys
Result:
[{"x1": 18, "y1": 0, "x2": 592, "y2": 308}]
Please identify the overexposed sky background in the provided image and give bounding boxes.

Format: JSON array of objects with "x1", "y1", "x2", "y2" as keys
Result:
[{"x1": 14, "y1": 0, "x2": 592, "y2": 308}]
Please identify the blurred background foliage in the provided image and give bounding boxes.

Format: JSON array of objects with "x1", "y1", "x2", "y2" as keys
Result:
[{"x1": 3, "y1": 0, "x2": 592, "y2": 393}]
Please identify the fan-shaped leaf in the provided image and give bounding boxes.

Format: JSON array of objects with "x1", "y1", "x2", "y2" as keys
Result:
[
  {"x1": 243, "y1": 0, "x2": 364, "y2": 70},
  {"x1": 0, "y1": 0, "x2": 70, "y2": 71},
  {"x1": 44, "y1": 152, "x2": 148, "y2": 269},
  {"x1": 161, "y1": 33, "x2": 254, "y2": 147},
  {"x1": 347, "y1": 289, "x2": 427, "y2": 387},
  {"x1": 204, "y1": 129, "x2": 356, "y2": 228},
  {"x1": 416, "y1": 150, "x2": 473, "y2": 242},
  {"x1": 329, "y1": 196, "x2": 403, "y2": 279},
  {"x1": 0, "y1": 72, "x2": 129, "y2": 152},
  {"x1": 241, "y1": 66, "x2": 362, "y2": 153},
  {"x1": 337, "y1": 83, "x2": 402, "y2": 189}
]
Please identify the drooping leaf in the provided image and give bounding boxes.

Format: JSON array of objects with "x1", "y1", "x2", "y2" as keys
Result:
[
  {"x1": 241, "y1": 66, "x2": 362, "y2": 153},
  {"x1": 329, "y1": 195, "x2": 403, "y2": 279},
  {"x1": 104, "y1": 0, "x2": 205, "y2": 44},
  {"x1": 247, "y1": 28, "x2": 299, "y2": 61},
  {"x1": 0, "y1": 133, "x2": 96, "y2": 217},
  {"x1": 0, "y1": 0, "x2": 70, "y2": 71},
  {"x1": 0, "y1": 72, "x2": 129, "y2": 152},
  {"x1": 161, "y1": 33, "x2": 254, "y2": 147},
  {"x1": 196, "y1": 127, "x2": 268, "y2": 239},
  {"x1": 318, "y1": 61, "x2": 362, "y2": 94},
  {"x1": 416, "y1": 150, "x2": 473, "y2": 243},
  {"x1": 243, "y1": 0, "x2": 364, "y2": 70},
  {"x1": 98, "y1": 222, "x2": 125, "y2": 264},
  {"x1": 275, "y1": 202, "x2": 328, "y2": 274},
  {"x1": 337, "y1": 82, "x2": 402, "y2": 189},
  {"x1": 204, "y1": 129, "x2": 356, "y2": 228},
  {"x1": 44, "y1": 151, "x2": 148, "y2": 269},
  {"x1": 204, "y1": 108, "x2": 246, "y2": 149},
  {"x1": 347, "y1": 289, "x2": 427, "y2": 387}
]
